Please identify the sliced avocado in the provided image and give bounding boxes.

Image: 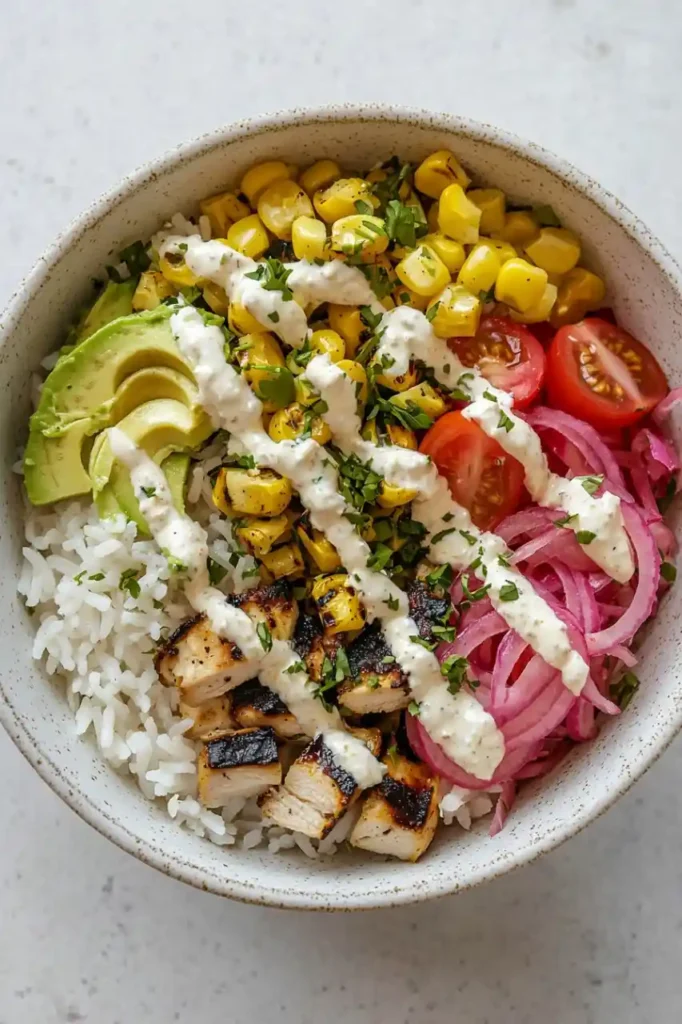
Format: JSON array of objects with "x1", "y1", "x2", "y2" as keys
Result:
[
  {"x1": 110, "y1": 366, "x2": 202, "y2": 422},
  {"x1": 73, "y1": 279, "x2": 138, "y2": 345},
  {"x1": 88, "y1": 398, "x2": 211, "y2": 495},
  {"x1": 24, "y1": 309, "x2": 197, "y2": 505},
  {"x1": 97, "y1": 452, "x2": 191, "y2": 534}
]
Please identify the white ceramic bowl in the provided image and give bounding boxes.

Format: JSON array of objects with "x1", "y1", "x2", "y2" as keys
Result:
[{"x1": 2, "y1": 105, "x2": 682, "y2": 910}]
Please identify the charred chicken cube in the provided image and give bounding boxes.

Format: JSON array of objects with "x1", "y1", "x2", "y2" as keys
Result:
[
  {"x1": 229, "y1": 678, "x2": 301, "y2": 739},
  {"x1": 338, "y1": 623, "x2": 410, "y2": 714},
  {"x1": 156, "y1": 615, "x2": 252, "y2": 706},
  {"x1": 230, "y1": 580, "x2": 298, "y2": 642},
  {"x1": 156, "y1": 582, "x2": 298, "y2": 707},
  {"x1": 407, "y1": 573, "x2": 452, "y2": 646},
  {"x1": 350, "y1": 752, "x2": 439, "y2": 861},
  {"x1": 198, "y1": 727, "x2": 282, "y2": 806},
  {"x1": 178, "y1": 694, "x2": 234, "y2": 740},
  {"x1": 259, "y1": 730, "x2": 379, "y2": 839},
  {"x1": 292, "y1": 612, "x2": 340, "y2": 683}
]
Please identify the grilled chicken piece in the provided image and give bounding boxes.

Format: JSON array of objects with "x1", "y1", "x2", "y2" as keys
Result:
[
  {"x1": 235, "y1": 580, "x2": 298, "y2": 643},
  {"x1": 292, "y1": 612, "x2": 340, "y2": 683},
  {"x1": 229, "y1": 678, "x2": 301, "y2": 739},
  {"x1": 259, "y1": 727, "x2": 382, "y2": 839},
  {"x1": 156, "y1": 582, "x2": 298, "y2": 706},
  {"x1": 408, "y1": 571, "x2": 451, "y2": 646},
  {"x1": 350, "y1": 752, "x2": 439, "y2": 861},
  {"x1": 337, "y1": 624, "x2": 410, "y2": 714},
  {"x1": 156, "y1": 615, "x2": 252, "y2": 706},
  {"x1": 179, "y1": 694, "x2": 234, "y2": 740},
  {"x1": 198, "y1": 727, "x2": 282, "y2": 806}
]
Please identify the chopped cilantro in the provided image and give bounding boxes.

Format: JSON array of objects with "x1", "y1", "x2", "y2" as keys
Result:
[
  {"x1": 286, "y1": 661, "x2": 305, "y2": 674},
  {"x1": 119, "y1": 568, "x2": 141, "y2": 599},
  {"x1": 576, "y1": 530, "x2": 597, "y2": 545},
  {"x1": 386, "y1": 594, "x2": 400, "y2": 611},
  {"x1": 208, "y1": 558, "x2": 228, "y2": 585},
  {"x1": 88, "y1": 572, "x2": 105, "y2": 581},
  {"x1": 256, "y1": 621, "x2": 273, "y2": 653},
  {"x1": 253, "y1": 366, "x2": 296, "y2": 409},
  {"x1": 408, "y1": 700, "x2": 421, "y2": 716},
  {"x1": 459, "y1": 529, "x2": 477, "y2": 546},
  {"x1": 440, "y1": 654, "x2": 470, "y2": 695},
  {"x1": 73, "y1": 570, "x2": 86, "y2": 584},
  {"x1": 610, "y1": 670, "x2": 639, "y2": 710},
  {"x1": 384, "y1": 199, "x2": 428, "y2": 248},
  {"x1": 554, "y1": 513, "x2": 578, "y2": 529},
  {"x1": 355, "y1": 199, "x2": 374, "y2": 215},
  {"x1": 140, "y1": 485, "x2": 156, "y2": 498},
  {"x1": 244, "y1": 257, "x2": 293, "y2": 300},
  {"x1": 431, "y1": 527, "x2": 457, "y2": 545},
  {"x1": 268, "y1": 311, "x2": 280, "y2": 323},
  {"x1": 498, "y1": 581, "x2": 520, "y2": 602},
  {"x1": 498, "y1": 410, "x2": 515, "y2": 433},
  {"x1": 580, "y1": 475, "x2": 604, "y2": 495},
  {"x1": 409, "y1": 634, "x2": 437, "y2": 652}
]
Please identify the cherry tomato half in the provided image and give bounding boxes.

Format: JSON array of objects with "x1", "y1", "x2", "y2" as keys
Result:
[
  {"x1": 547, "y1": 318, "x2": 668, "y2": 429},
  {"x1": 420, "y1": 411, "x2": 525, "y2": 531},
  {"x1": 448, "y1": 316, "x2": 546, "y2": 410}
]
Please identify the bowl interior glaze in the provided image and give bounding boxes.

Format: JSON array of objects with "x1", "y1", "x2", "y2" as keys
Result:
[{"x1": 2, "y1": 106, "x2": 682, "y2": 910}]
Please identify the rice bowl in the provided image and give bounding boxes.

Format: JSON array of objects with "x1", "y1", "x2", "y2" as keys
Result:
[{"x1": 2, "y1": 106, "x2": 682, "y2": 909}]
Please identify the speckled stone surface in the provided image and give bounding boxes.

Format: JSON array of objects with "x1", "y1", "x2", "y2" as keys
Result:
[{"x1": 2, "y1": 0, "x2": 682, "y2": 1020}]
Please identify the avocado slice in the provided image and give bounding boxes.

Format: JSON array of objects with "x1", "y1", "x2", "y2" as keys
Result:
[
  {"x1": 24, "y1": 308, "x2": 197, "y2": 505},
  {"x1": 88, "y1": 398, "x2": 211, "y2": 495},
  {"x1": 73, "y1": 279, "x2": 138, "y2": 346},
  {"x1": 97, "y1": 452, "x2": 191, "y2": 534}
]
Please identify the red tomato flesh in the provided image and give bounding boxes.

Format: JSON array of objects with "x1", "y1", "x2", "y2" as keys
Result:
[
  {"x1": 420, "y1": 411, "x2": 525, "y2": 531},
  {"x1": 547, "y1": 318, "x2": 668, "y2": 429},
  {"x1": 448, "y1": 316, "x2": 546, "y2": 410}
]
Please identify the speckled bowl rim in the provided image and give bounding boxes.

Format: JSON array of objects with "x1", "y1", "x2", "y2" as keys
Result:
[{"x1": 2, "y1": 104, "x2": 682, "y2": 911}]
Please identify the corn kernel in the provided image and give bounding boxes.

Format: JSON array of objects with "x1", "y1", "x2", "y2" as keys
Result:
[
  {"x1": 390, "y1": 382, "x2": 446, "y2": 420},
  {"x1": 414, "y1": 150, "x2": 471, "y2": 198},
  {"x1": 299, "y1": 159, "x2": 342, "y2": 197},
  {"x1": 457, "y1": 243, "x2": 501, "y2": 295},
  {"x1": 313, "y1": 178, "x2": 374, "y2": 224},
  {"x1": 202, "y1": 282, "x2": 230, "y2": 317},
  {"x1": 426, "y1": 202, "x2": 440, "y2": 233},
  {"x1": 524, "y1": 227, "x2": 581, "y2": 276},
  {"x1": 240, "y1": 160, "x2": 292, "y2": 205},
  {"x1": 386, "y1": 423, "x2": 418, "y2": 449},
  {"x1": 498, "y1": 210, "x2": 539, "y2": 247},
  {"x1": 438, "y1": 184, "x2": 481, "y2": 245},
  {"x1": 291, "y1": 216, "x2": 328, "y2": 261},
  {"x1": 199, "y1": 191, "x2": 250, "y2": 236},
  {"x1": 422, "y1": 233, "x2": 466, "y2": 273},
  {"x1": 396, "y1": 244, "x2": 450, "y2": 297},
  {"x1": 337, "y1": 359, "x2": 368, "y2": 406},
  {"x1": 257, "y1": 179, "x2": 313, "y2": 240},
  {"x1": 297, "y1": 527, "x2": 341, "y2": 572},
  {"x1": 268, "y1": 403, "x2": 331, "y2": 445},
  {"x1": 427, "y1": 284, "x2": 481, "y2": 339},
  {"x1": 223, "y1": 468, "x2": 292, "y2": 518},
  {"x1": 311, "y1": 328, "x2": 345, "y2": 363},
  {"x1": 228, "y1": 300, "x2": 264, "y2": 336},
  {"x1": 373, "y1": 358, "x2": 419, "y2": 392},
  {"x1": 328, "y1": 305, "x2": 367, "y2": 357},
  {"x1": 480, "y1": 237, "x2": 517, "y2": 264},
  {"x1": 158, "y1": 252, "x2": 199, "y2": 288},
  {"x1": 550, "y1": 267, "x2": 606, "y2": 328},
  {"x1": 331, "y1": 214, "x2": 388, "y2": 258},
  {"x1": 226, "y1": 214, "x2": 270, "y2": 259},
  {"x1": 236, "y1": 333, "x2": 286, "y2": 410},
  {"x1": 311, "y1": 574, "x2": 366, "y2": 634},
  {"x1": 260, "y1": 543, "x2": 305, "y2": 580},
  {"x1": 495, "y1": 258, "x2": 549, "y2": 313},
  {"x1": 212, "y1": 467, "x2": 231, "y2": 516},
  {"x1": 237, "y1": 515, "x2": 291, "y2": 558},
  {"x1": 377, "y1": 482, "x2": 419, "y2": 509},
  {"x1": 509, "y1": 283, "x2": 558, "y2": 324},
  {"x1": 467, "y1": 188, "x2": 506, "y2": 235},
  {"x1": 393, "y1": 286, "x2": 430, "y2": 311},
  {"x1": 132, "y1": 271, "x2": 175, "y2": 311}
]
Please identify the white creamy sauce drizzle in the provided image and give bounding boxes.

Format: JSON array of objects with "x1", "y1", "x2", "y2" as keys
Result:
[
  {"x1": 376, "y1": 306, "x2": 634, "y2": 585},
  {"x1": 158, "y1": 235, "x2": 383, "y2": 350},
  {"x1": 108, "y1": 427, "x2": 383, "y2": 790},
  {"x1": 166, "y1": 303, "x2": 504, "y2": 780},
  {"x1": 303, "y1": 353, "x2": 589, "y2": 697}
]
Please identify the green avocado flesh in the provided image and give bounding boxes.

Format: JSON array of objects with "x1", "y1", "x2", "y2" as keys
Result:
[
  {"x1": 96, "y1": 452, "x2": 191, "y2": 534},
  {"x1": 24, "y1": 307, "x2": 211, "y2": 506},
  {"x1": 74, "y1": 279, "x2": 137, "y2": 345}
]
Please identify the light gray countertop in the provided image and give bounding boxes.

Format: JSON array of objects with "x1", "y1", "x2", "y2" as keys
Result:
[{"x1": 1, "y1": 1, "x2": 681, "y2": 1020}]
